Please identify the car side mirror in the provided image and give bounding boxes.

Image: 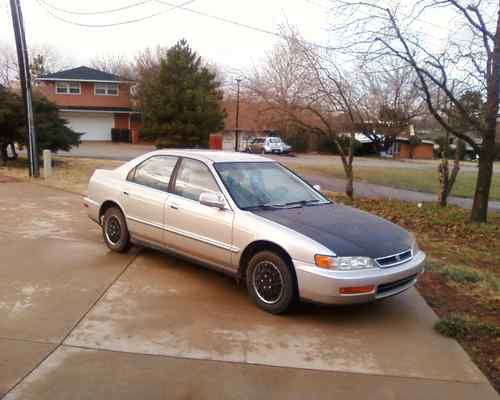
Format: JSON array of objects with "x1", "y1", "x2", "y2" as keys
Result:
[
  {"x1": 313, "y1": 184, "x2": 321, "y2": 192},
  {"x1": 199, "y1": 192, "x2": 225, "y2": 209}
]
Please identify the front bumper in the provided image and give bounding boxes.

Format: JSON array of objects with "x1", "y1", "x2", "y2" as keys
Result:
[{"x1": 294, "y1": 251, "x2": 426, "y2": 305}]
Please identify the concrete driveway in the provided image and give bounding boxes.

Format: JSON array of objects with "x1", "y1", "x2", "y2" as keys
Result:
[{"x1": 0, "y1": 181, "x2": 497, "y2": 399}]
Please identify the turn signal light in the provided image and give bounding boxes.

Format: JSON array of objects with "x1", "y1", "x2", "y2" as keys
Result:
[
  {"x1": 339, "y1": 285, "x2": 375, "y2": 295},
  {"x1": 314, "y1": 255, "x2": 335, "y2": 269}
]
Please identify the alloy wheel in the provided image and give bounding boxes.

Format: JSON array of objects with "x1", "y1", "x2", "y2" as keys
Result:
[
  {"x1": 252, "y1": 260, "x2": 284, "y2": 304},
  {"x1": 105, "y1": 215, "x2": 122, "y2": 245}
]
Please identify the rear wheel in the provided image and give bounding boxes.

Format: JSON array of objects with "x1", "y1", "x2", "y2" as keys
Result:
[
  {"x1": 102, "y1": 207, "x2": 130, "y2": 252},
  {"x1": 246, "y1": 250, "x2": 296, "y2": 314}
]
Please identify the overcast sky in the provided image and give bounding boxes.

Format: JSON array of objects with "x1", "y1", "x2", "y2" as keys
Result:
[{"x1": 1, "y1": 0, "x2": 461, "y2": 76}]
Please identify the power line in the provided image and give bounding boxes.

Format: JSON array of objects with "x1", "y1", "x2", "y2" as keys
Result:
[
  {"x1": 36, "y1": 0, "x2": 153, "y2": 16},
  {"x1": 35, "y1": 0, "x2": 196, "y2": 27},
  {"x1": 154, "y1": 0, "x2": 281, "y2": 38}
]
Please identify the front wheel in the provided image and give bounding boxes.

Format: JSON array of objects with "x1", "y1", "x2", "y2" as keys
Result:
[
  {"x1": 102, "y1": 207, "x2": 130, "y2": 252},
  {"x1": 246, "y1": 250, "x2": 296, "y2": 314}
]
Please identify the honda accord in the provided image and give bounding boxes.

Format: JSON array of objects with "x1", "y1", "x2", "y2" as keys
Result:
[{"x1": 84, "y1": 150, "x2": 426, "y2": 314}]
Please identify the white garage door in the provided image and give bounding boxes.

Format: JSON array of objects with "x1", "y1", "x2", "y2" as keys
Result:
[{"x1": 63, "y1": 112, "x2": 114, "y2": 141}]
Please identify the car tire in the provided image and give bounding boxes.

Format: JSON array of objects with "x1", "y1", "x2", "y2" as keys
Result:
[
  {"x1": 102, "y1": 207, "x2": 130, "y2": 253},
  {"x1": 246, "y1": 250, "x2": 296, "y2": 314}
]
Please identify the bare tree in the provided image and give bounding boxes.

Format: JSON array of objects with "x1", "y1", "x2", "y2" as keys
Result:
[
  {"x1": 355, "y1": 60, "x2": 426, "y2": 150},
  {"x1": 90, "y1": 53, "x2": 135, "y2": 79},
  {"x1": 0, "y1": 42, "x2": 69, "y2": 86},
  {"x1": 331, "y1": 0, "x2": 499, "y2": 222},
  {"x1": 249, "y1": 31, "x2": 372, "y2": 199},
  {"x1": 0, "y1": 43, "x2": 17, "y2": 87}
]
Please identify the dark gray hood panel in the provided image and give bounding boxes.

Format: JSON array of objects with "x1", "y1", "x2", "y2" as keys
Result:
[{"x1": 253, "y1": 203, "x2": 413, "y2": 258}]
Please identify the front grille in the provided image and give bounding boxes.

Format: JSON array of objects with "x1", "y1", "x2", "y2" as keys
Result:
[
  {"x1": 376, "y1": 249, "x2": 412, "y2": 268},
  {"x1": 377, "y1": 274, "x2": 418, "y2": 294}
]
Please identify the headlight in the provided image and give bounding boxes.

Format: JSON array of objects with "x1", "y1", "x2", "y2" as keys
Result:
[{"x1": 314, "y1": 255, "x2": 377, "y2": 270}]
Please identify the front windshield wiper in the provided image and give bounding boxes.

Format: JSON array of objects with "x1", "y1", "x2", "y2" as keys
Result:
[
  {"x1": 242, "y1": 199, "x2": 326, "y2": 211},
  {"x1": 282, "y1": 199, "x2": 323, "y2": 207},
  {"x1": 261, "y1": 199, "x2": 323, "y2": 209}
]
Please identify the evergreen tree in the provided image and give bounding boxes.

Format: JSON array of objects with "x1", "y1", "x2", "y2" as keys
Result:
[
  {"x1": 0, "y1": 86, "x2": 81, "y2": 164},
  {"x1": 142, "y1": 39, "x2": 225, "y2": 148}
]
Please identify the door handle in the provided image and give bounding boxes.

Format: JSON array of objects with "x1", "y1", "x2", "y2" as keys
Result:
[
  {"x1": 170, "y1": 203, "x2": 179, "y2": 210},
  {"x1": 123, "y1": 191, "x2": 129, "y2": 196}
]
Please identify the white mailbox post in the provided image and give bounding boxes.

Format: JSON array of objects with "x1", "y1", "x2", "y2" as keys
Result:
[{"x1": 42, "y1": 149, "x2": 52, "y2": 178}]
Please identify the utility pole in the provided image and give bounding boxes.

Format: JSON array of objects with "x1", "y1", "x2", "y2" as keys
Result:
[
  {"x1": 10, "y1": 0, "x2": 39, "y2": 177},
  {"x1": 234, "y1": 78, "x2": 242, "y2": 152}
]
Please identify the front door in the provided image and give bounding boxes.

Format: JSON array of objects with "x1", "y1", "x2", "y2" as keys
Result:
[
  {"x1": 164, "y1": 158, "x2": 235, "y2": 272},
  {"x1": 122, "y1": 155, "x2": 178, "y2": 246}
]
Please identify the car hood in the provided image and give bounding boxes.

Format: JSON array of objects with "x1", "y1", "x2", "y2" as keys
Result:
[{"x1": 253, "y1": 203, "x2": 413, "y2": 258}]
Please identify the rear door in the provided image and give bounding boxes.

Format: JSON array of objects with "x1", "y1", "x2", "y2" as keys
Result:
[
  {"x1": 122, "y1": 155, "x2": 178, "y2": 246},
  {"x1": 164, "y1": 158, "x2": 235, "y2": 272}
]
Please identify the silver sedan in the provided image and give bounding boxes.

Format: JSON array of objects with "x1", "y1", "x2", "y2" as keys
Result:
[{"x1": 84, "y1": 150, "x2": 426, "y2": 314}]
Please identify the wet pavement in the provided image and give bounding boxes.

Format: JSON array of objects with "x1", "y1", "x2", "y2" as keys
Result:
[{"x1": 0, "y1": 182, "x2": 497, "y2": 399}]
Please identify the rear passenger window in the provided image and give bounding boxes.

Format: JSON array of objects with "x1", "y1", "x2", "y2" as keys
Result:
[
  {"x1": 174, "y1": 158, "x2": 221, "y2": 202},
  {"x1": 129, "y1": 156, "x2": 178, "y2": 191}
]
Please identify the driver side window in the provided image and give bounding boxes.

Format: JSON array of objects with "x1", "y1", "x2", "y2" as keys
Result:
[{"x1": 174, "y1": 158, "x2": 221, "y2": 202}]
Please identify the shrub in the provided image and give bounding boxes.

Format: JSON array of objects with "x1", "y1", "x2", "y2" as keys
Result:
[
  {"x1": 318, "y1": 135, "x2": 363, "y2": 155},
  {"x1": 285, "y1": 133, "x2": 308, "y2": 153}
]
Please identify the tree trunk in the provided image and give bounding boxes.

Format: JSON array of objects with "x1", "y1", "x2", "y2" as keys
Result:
[
  {"x1": 448, "y1": 140, "x2": 461, "y2": 194},
  {"x1": 344, "y1": 164, "x2": 354, "y2": 201},
  {"x1": 438, "y1": 153, "x2": 449, "y2": 207},
  {"x1": 470, "y1": 5, "x2": 500, "y2": 223},
  {"x1": 471, "y1": 140, "x2": 495, "y2": 222}
]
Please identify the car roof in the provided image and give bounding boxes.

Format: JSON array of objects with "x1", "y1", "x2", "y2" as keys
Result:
[{"x1": 145, "y1": 149, "x2": 273, "y2": 163}]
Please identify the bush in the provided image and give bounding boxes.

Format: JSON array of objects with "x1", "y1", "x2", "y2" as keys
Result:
[
  {"x1": 285, "y1": 133, "x2": 308, "y2": 153},
  {"x1": 139, "y1": 127, "x2": 158, "y2": 143},
  {"x1": 318, "y1": 135, "x2": 363, "y2": 155},
  {"x1": 435, "y1": 316, "x2": 469, "y2": 339}
]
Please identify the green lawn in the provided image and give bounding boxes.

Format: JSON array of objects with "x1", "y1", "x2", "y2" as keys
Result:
[{"x1": 291, "y1": 164, "x2": 500, "y2": 201}]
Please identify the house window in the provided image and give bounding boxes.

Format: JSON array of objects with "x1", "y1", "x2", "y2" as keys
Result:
[
  {"x1": 55, "y1": 82, "x2": 81, "y2": 95},
  {"x1": 95, "y1": 83, "x2": 118, "y2": 96}
]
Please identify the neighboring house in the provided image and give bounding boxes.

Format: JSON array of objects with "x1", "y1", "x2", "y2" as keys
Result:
[
  {"x1": 36, "y1": 66, "x2": 141, "y2": 141},
  {"x1": 388, "y1": 137, "x2": 435, "y2": 159}
]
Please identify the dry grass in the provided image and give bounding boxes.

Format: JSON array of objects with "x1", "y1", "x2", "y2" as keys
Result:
[{"x1": 0, "y1": 157, "x2": 123, "y2": 195}]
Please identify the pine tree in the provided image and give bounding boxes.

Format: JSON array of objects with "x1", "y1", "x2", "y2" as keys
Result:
[{"x1": 142, "y1": 39, "x2": 225, "y2": 148}]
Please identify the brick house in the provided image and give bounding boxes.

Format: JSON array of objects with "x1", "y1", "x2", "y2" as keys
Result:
[
  {"x1": 36, "y1": 66, "x2": 142, "y2": 141},
  {"x1": 389, "y1": 137, "x2": 435, "y2": 159}
]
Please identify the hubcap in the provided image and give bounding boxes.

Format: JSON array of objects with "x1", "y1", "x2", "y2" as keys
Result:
[
  {"x1": 252, "y1": 261, "x2": 284, "y2": 304},
  {"x1": 105, "y1": 216, "x2": 121, "y2": 245}
]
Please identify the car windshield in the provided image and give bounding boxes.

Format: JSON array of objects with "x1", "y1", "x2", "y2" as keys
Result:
[
  {"x1": 269, "y1": 138, "x2": 281, "y2": 143},
  {"x1": 214, "y1": 162, "x2": 330, "y2": 210},
  {"x1": 252, "y1": 138, "x2": 265, "y2": 143}
]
